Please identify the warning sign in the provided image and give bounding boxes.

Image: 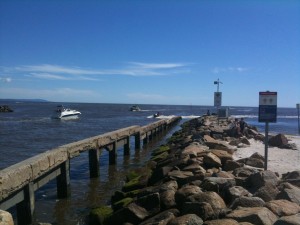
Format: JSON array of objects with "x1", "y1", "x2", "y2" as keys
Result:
[{"x1": 259, "y1": 92, "x2": 277, "y2": 122}]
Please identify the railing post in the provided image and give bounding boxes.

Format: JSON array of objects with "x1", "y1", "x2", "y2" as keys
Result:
[
  {"x1": 109, "y1": 142, "x2": 117, "y2": 165},
  {"x1": 89, "y1": 148, "x2": 100, "y2": 178},
  {"x1": 143, "y1": 132, "x2": 148, "y2": 145},
  {"x1": 16, "y1": 182, "x2": 34, "y2": 225},
  {"x1": 124, "y1": 136, "x2": 130, "y2": 156},
  {"x1": 135, "y1": 132, "x2": 141, "y2": 150},
  {"x1": 57, "y1": 159, "x2": 70, "y2": 198}
]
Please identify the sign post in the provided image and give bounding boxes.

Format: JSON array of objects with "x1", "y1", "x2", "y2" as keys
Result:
[
  {"x1": 258, "y1": 91, "x2": 277, "y2": 170},
  {"x1": 297, "y1": 103, "x2": 300, "y2": 134}
]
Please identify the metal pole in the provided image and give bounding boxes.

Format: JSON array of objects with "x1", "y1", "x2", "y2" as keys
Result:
[
  {"x1": 297, "y1": 104, "x2": 300, "y2": 134},
  {"x1": 264, "y1": 122, "x2": 269, "y2": 170}
]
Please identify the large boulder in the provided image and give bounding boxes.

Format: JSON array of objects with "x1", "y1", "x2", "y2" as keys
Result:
[
  {"x1": 229, "y1": 196, "x2": 265, "y2": 210},
  {"x1": 246, "y1": 170, "x2": 279, "y2": 190},
  {"x1": 203, "y1": 219, "x2": 239, "y2": 225},
  {"x1": 186, "y1": 191, "x2": 227, "y2": 216},
  {"x1": 273, "y1": 213, "x2": 300, "y2": 225},
  {"x1": 182, "y1": 202, "x2": 215, "y2": 221},
  {"x1": 203, "y1": 136, "x2": 237, "y2": 154},
  {"x1": 203, "y1": 152, "x2": 222, "y2": 168},
  {"x1": 277, "y1": 182, "x2": 300, "y2": 205},
  {"x1": 226, "y1": 207, "x2": 278, "y2": 225},
  {"x1": 254, "y1": 183, "x2": 280, "y2": 202},
  {"x1": 266, "y1": 199, "x2": 300, "y2": 217},
  {"x1": 139, "y1": 209, "x2": 180, "y2": 225},
  {"x1": 168, "y1": 214, "x2": 204, "y2": 225},
  {"x1": 175, "y1": 185, "x2": 202, "y2": 207},
  {"x1": 110, "y1": 202, "x2": 149, "y2": 224},
  {"x1": 182, "y1": 143, "x2": 208, "y2": 158},
  {"x1": 268, "y1": 134, "x2": 288, "y2": 148},
  {"x1": 224, "y1": 186, "x2": 252, "y2": 204}
]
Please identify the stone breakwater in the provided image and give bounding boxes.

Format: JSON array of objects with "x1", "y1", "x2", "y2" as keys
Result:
[{"x1": 89, "y1": 116, "x2": 300, "y2": 225}]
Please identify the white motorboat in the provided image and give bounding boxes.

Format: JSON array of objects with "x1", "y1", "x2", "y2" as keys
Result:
[
  {"x1": 52, "y1": 105, "x2": 81, "y2": 119},
  {"x1": 129, "y1": 105, "x2": 141, "y2": 111}
]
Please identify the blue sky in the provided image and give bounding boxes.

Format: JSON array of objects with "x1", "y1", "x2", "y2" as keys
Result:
[{"x1": 0, "y1": 0, "x2": 299, "y2": 107}]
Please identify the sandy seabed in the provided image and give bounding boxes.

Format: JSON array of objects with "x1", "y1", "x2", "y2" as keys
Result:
[{"x1": 233, "y1": 135, "x2": 300, "y2": 177}]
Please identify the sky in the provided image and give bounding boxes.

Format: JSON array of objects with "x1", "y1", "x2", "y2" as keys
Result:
[{"x1": 0, "y1": 0, "x2": 299, "y2": 107}]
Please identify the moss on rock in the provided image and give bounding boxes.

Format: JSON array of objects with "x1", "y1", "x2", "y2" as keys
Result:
[
  {"x1": 151, "y1": 145, "x2": 170, "y2": 156},
  {"x1": 89, "y1": 206, "x2": 113, "y2": 225},
  {"x1": 150, "y1": 151, "x2": 169, "y2": 162},
  {"x1": 112, "y1": 197, "x2": 134, "y2": 211}
]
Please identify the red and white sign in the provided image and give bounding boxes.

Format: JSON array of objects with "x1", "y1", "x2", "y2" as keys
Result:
[
  {"x1": 259, "y1": 92, "x2": 277, "y2": 106},
  {"x1": 259, "y1": 91, "x2": 277, "y2": 123}
]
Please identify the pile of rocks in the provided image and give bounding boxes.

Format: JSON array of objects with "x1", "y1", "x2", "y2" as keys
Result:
[
  {"x1": 89, "y1": 116, "x2": 300, "y2": 225},
  {"x1": 0, "y1": 105, "x2": 13, "y2": 112}
]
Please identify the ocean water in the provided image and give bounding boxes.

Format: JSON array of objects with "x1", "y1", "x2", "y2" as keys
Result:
[{"x1": 0, "y1": 102, "x2": 299, "y2": 224}]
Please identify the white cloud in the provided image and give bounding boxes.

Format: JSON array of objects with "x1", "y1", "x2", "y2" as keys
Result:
[
  {"x1": 10, "y1": 62, "x2": 190, "y2": 78},
  {"x1": 0, "y1": 77, "x2": 12, "y2": 83},
  {"x1": 212, "y1": 67, "x2": 248, "y2": 74},
  {"x1": 28, "y1": 73, "x2": 70, "y2": 80},
  {"x1": 129, "y1": 62, "x2": 187, "y2": 69}
]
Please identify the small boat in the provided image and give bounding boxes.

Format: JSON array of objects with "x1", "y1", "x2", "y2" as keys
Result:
[
  {"x1": 130, "y1": 105, "x2": 141, "y2": 111},
  {"x1": 153, "y1": 112, "x2": 160, "y2": 118},
  {"x1": 52, "y1": 105, "x2": 81, "y2": 119}
]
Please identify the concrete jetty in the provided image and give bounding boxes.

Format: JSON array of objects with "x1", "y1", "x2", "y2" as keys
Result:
[{"x1": 0, "y1": 116, "x2": 181, "y2": 225}]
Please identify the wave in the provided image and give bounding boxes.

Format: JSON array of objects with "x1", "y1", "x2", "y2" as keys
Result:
[{"x1": 231, "y1": 115, "x2": 299, "y2": 119}]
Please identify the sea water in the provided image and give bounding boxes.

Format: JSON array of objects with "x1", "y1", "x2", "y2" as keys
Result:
[{"x1": 0, "y1": 102, "x2": 299, "y2": 224}]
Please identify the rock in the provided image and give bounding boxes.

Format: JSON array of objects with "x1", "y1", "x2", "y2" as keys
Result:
[
  {"x1": 203, "y1": 218, "x2": 239, "y2": 225},
  {"x1": 110, "y1": 203, "x2": 149, "y2": 224},
  {"x1": 0, "y1": 105, "x2": 13, "y2": 112},
  {"x1": 211, "y1": 149, "x2": 233, "y2": 165},
  {"x1": 273, "y1": 213, "x2": 300, "y2": 225},
  {"x1": 230, "y1": 196, "x2": 265, "y2": 210},
  {"x1": 89, "y1": 206, "x2": 113, "y2": 225},
  {"x1": 167, "y1": 170, "x2": 195, "y2": 186},
  {"x1": 136, "y1": 192, "x2": 160, "y2": 216},
  {"x1": 266, "y1": 199, "x2": 300, "y2": 217},
  {"x1": 182, "y1": 143, "x2": 208, "y2": 157},
  {"x1": 232, "y1": 167, "x2": 259, "y2": 178},
  {"x1": 182, "y1": 163, "x2": 206, "y2": 174},
  {"x1": 182, "y1": 202, "x2": 216, "y2": 220},
  {"x1": 254, "y1": 183, "x2": 280, "y2": 202},
  {"x1": 226, "y1": 207, "x2": 278, "y2": 225},
  {"x1": 224, "y1": 186, "x2": 252, "y2": 204},
  {"x1": 148, "y1": 166, "x2": 173, "y2": 185},
  {"x1": 282, "y1": 171, "x2": 300, "y2": 180},
  {"x1": 168, "y1": 214, "x2": 204, "y2": 225},
  {"x1": 224, "y1": 160, "x2": 243, "y2": 171},
  {"x1": 268, "y1": 134, "x2": 288, "y2": 147},
  {"x1": 237, "y1": 153, "x2": 265, "y2": 168},
  {"x1": 277, "y1": 182, "x2": 300, "y2": 205},
  {"x1": 203, "y1": 152, "x2": 222, "y2": 168},
  {"x1": 0, "y1": 210, "x2": 13, "y2": 225},
  {"x1": 186, "y1": 191, "x2": 227, "y2": 216},
  {"x1": 282, "y1": 171, "x2": 300, "y2": 187},
  {"x1": 246, "y1": 170, "x2": 279, "y2": 190},
  {"x1": 200, "y1": 177, "x2": 236, "y2": 196},
  {"x1": 139, "y1": 209, "x2": 180, "y2": 225},
  {"x1": 160, "y1": 189, "x2": 176, "y2": 209},
  {"x1": 159, "y1": 180, "x2": 178, "y2": 192},
  {"x1": 175, "y1": 185, "x2": 202, "y2": 207},
  {"x1": 204, "y1": 138, "x2": 237, "y2": 154}
]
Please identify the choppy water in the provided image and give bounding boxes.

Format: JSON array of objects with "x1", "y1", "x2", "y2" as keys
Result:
[{"x1": 0, "y1": 101, "x2": 299, "y2": 224}]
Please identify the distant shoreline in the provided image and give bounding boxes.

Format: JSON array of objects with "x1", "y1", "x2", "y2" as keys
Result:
[{"x1": 0, "y1": 98, "x2": 49, "y2": 103}]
